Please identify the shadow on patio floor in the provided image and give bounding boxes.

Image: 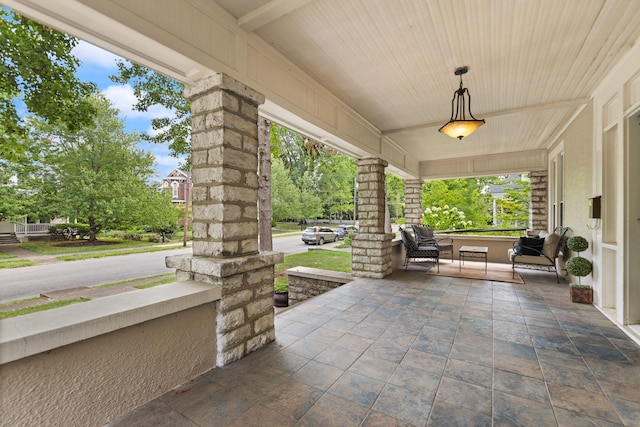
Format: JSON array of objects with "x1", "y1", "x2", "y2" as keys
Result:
[{"x1": 108, "y1": 267, "x2": 640, "y2": 426}]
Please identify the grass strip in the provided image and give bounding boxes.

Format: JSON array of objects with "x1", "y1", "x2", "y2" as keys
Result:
[
  {"x1": 0, "y1": 298, "x2": 90, "y2": 319},
  {"x1": 92, "y1": 273, "x2": 174, "y2": 288},
  {"x1": 0, "y1": 260, "x2": 37, "y2": 269},
  {"x1": 134, "y1": 277, "x2": 176, "y2": 289},
  {"x1": 58, "y1": 245, "x2": 187, "y2": 261},
  {"x1": 0, "y1": 252, "x2": 16, "y2": 259},
  {"x1": 0, "y1": 296, "x2": 42, "y2": 307},
  {"x1": 18, "y1": 239, "x2": 169, "y2": 255}
]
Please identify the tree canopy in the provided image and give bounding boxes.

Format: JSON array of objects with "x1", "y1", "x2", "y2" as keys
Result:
[
  {"x1": 26, "y1": 96, "x2": 176, "y2": 240},
  {"x1": 110, "y1": 60, "x2": 190, "y2": 164},
  {"x1": 1, "y1": 9, "x2": 96, "y2": 162}
]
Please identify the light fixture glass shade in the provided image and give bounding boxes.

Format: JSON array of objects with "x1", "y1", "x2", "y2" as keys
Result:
[
  {"x1": 439, "y1": 66, "x2": 485, "y2": 140},
  {"x1": 439, "y1": 119, "x2": 485, "y2": 140}
]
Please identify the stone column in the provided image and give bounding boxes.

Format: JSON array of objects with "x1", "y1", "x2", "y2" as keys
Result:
[
  {"x1": 166, "y1": 73, "x2": 282, "y2": 367},
  {"x1": 404, "y1": 179, "x2": 423, "y2": 226},
  {"x1": 352, "y1": 158, "x2": 394, "y2": 278},
  {"x1": 529, "y1": 170, "x2": 548, "y2": 231}
]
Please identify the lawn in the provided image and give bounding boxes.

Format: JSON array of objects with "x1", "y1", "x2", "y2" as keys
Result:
[
  {"x1": 275, "y1": 249, "x2": 351, "y2": 291},
  {"x1": 18, "y1": 238, "x2": 167, "y2": 255}
]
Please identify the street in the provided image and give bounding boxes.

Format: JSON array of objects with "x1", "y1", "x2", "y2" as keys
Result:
[{"x1": 0, "y1": 233, "x2": 325, "y2": 303}]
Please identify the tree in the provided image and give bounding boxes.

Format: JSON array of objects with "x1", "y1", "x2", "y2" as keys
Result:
[
  {"x1": 27, "y1": 96, "x2": 175, "y2": 241},
  {"x1": 271, "y1": 158, "x2": 302, "y2": 221},
  {"x1": 316, "y1": 153, "x2": 356, "y2": 220},
  {"x1": 422, "y1": 178, "x2": 492, "y2": 228},
  {"x1": 494, "y1": 177, "x2": 530, "y2": 227},
  {"x1": 110, "y1": 61, "x2": 190, "y2": 162},
  {"x1": 1, "y1": 10, "x2": 96, "y2": 162},
  {"x1": 386, "y1": 174, "x2": 405, "y2": 220}
]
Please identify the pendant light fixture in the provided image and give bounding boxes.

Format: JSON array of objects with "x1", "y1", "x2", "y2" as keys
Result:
[{"x1": 439, "y1": 66, "x2": 485, "y2": 140}]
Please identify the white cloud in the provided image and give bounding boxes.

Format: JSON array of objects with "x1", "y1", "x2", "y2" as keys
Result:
[
  {"x1": 101, "y1": 84, "x2": 174, "y2": 120},
  {"x1": 154, "y1": 154, "x2": 183, "y2": 167},
  {"x1": 72, "y1": 40, "x2": 120, "y2": 68}
]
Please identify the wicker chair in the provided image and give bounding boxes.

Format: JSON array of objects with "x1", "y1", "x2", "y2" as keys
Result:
[
  {"x1": 400, "y1": 228, "x2": 439, "y2": 272},
  {"x1": 508, "y1": 227, "x2": 569, "y2": 283},
  {"x1": 412, "y1": 225, "x2": 454, "y2": 262}
]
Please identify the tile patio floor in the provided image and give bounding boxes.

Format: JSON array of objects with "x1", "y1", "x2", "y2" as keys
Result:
[{"x1": 108, "y1": 266, "x2": 640, "y2": 426}]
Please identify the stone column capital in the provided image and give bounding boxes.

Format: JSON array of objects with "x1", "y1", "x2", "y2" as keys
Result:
[{"x1": 184, "y1": 73, "x2": 265, "y2": 106}]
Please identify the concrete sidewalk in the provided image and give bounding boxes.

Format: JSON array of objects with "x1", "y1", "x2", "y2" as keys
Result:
[{"x1": 0, "y1": 244, "x2": 58, "y2": 264}]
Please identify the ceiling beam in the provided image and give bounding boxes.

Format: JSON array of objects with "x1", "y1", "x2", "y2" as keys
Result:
[
  {"x1": 237, "y1": 0, "x2": 314, "y2": 32},
  {"x1": 381, "y1": 97, "x2": 591, "y2": 136}
]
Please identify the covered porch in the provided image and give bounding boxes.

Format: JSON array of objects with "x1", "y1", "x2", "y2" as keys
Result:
[
  {"x1": 3, "y1": 0, "x2": 640, "y2": 425},
  {"x1": 109, "y1": 268, "x2": 640, "y2": 426}
]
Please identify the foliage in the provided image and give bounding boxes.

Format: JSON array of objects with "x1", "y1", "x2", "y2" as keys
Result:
[
  {"x1": 110, "y1": 61, "x2": 190, "y2": 166},
  {"x1": 423, "y1": 205, "x2": 473, "y2": 230},
  {"x1": 386, "y1": 174, "x2": 405, "y2": 219},
  {"x1": 25, "y1": 96, "x2": 176, "y2": 241},
  {"x1": 567, "y1": 236, "x2": 589, "y2": 253},
  {"x1": 49, "y1": 223, "x2": 90, "y2": 240},
  {"x1": 274, "y1": 281, "x2": 289, "y2": 293},
  {"x1": 422, "y1": 178, "x2": 492, "y2": 228},
  {"x1": 494, "y1": 177, "x2": 530, "y2": 227},
  {"x1": 566, "y1": 256, "x2": 593, "y2": 278},
  {"x1": 271, "y1": 158, "x2": 304, "y2": 221},
  {"x1": 317, "y1": 153, "x2": 356, "y2": 220},
  {"x1": 1, "y1": 10, "x2": 96, "y2": 162}
]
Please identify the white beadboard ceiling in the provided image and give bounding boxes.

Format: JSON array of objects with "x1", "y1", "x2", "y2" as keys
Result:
[
  {"x1": 4, "y1": 0, "x2": 639, "y2": 173},
  {"x1": 216, "y1": 0, "x2": 640, "y2": 162}
]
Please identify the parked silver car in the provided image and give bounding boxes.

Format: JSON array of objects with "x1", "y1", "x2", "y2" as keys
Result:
[{"x1": 301, "y1": 227, "x2": 339, "y2": 245}]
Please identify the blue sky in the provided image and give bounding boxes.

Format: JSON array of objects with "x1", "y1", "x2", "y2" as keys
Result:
[{"x1": 71, "y1": 41, "x2": 184, "y2": 181}]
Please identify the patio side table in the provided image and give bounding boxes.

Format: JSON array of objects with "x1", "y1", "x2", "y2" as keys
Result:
[{"x1": 459, "y1": 246, "x2": 488, "y2": 274}]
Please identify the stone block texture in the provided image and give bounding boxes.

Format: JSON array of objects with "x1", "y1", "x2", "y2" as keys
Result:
[
  {"x1": 405, "y1": 179, "x2": 423, "y2": 226},
  {"x1": 352, "y1": 158, "x2": 394, "y2": 278},
  {"x1": 288, "y1": 276, "x2": 347, "y2": 305},
  {"x1": 185, "y1": 73, "x2": 265, "y2": 259},
  {"x1": 176, "y1": 73, "x2": 281, "y2": 366},
  {"x1": 529, "y1": 170, "x2": 548, "y2": 231}
]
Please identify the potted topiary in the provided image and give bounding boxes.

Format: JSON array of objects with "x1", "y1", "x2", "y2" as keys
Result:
[{"x1": 566, "y1": 236, "x2": 593, "y2": 303}]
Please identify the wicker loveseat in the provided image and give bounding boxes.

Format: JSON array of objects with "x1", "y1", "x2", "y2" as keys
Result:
[
  {"x1": 508, "y1": 227, "x2": 569, "y2": 283},
  {"x1": 400, "y1": 227, "x2": 440, "y2": 272}
]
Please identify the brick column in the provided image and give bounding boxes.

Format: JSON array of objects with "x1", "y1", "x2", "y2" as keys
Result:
[
  {"x1": 529, "y1": 170, "x2": 548, "y2": 231},
  {"x1": 352, "y1": 158, "x2": 394, "y2": 278},
  {"x1": 166, "y1": 73, "x2": 282, "y2": 367},
  {"x1": 405, "y1": 179, "x2": 423, "y2": 226}
]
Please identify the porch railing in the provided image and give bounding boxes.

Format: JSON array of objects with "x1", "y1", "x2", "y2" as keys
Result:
[{"x1": 13, "y1": 222, "x2": 51, "y2": 236}]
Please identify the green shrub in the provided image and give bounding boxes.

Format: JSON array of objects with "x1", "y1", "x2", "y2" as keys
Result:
[
  {"x1": 567, "y1": 236, "x2": 589, "y2": 253},
  {"x1": 396, "y1": 217, "x2": 406, "y2": 225},
  {"x1": 566, "y1": 256, "x2": 592, "y2": 277},
  {"x1": 49, "y1": 223, "x2": 90, "y2": 240},
  {"x1": 274, "y1": 281, "x2": 288, "y2": 293},
  {"x1": 148, "y1": 235, "x2": 161, "y2": 243}
]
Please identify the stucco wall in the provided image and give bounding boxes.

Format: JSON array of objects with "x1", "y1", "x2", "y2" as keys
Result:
[
  {"x1": 0, "y1": 303, "x2": 217, "y2": 426},
  {"x1": 558, "y1": 101, "x2": 595, "y2": 284}
]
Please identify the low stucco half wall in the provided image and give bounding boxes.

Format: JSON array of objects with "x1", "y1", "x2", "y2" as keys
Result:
[
  {"x1": 0, "y1": 281, "x2": 219, "y2": 426},
  {"x1": 439, "y1": 234, "x2": 519, "y2": 264},
  {"x1": 396, "y1": 233, "x2": 519, "y2": 266}
]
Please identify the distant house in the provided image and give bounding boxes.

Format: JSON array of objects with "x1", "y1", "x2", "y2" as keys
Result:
[{"x1": 162, "y1": 169, "x2": 191, "y2": 204}]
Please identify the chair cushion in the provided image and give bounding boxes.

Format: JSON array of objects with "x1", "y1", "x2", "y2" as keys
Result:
[
  {"x1": 515, "y1": 237, "x2": 544, "y2": 255},
  {"x1": 542, "y1": 233, "x2": 561, "y2": 258}
]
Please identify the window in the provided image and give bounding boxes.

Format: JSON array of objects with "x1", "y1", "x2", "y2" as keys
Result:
[
  {"x1": 549, "y1": 145, "x2": 564, "y2": 230},
  {"x1": 171, "y1": 181, "x2": 179, "y2": 198}
]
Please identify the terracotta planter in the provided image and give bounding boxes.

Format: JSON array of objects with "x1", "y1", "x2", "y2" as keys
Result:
[
  {"x1": 570, "y1": 287, "x2": 593, "y2": 304},
  {"x1": 274, "y1": 292, "x2": 289, "y2": 307}
]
